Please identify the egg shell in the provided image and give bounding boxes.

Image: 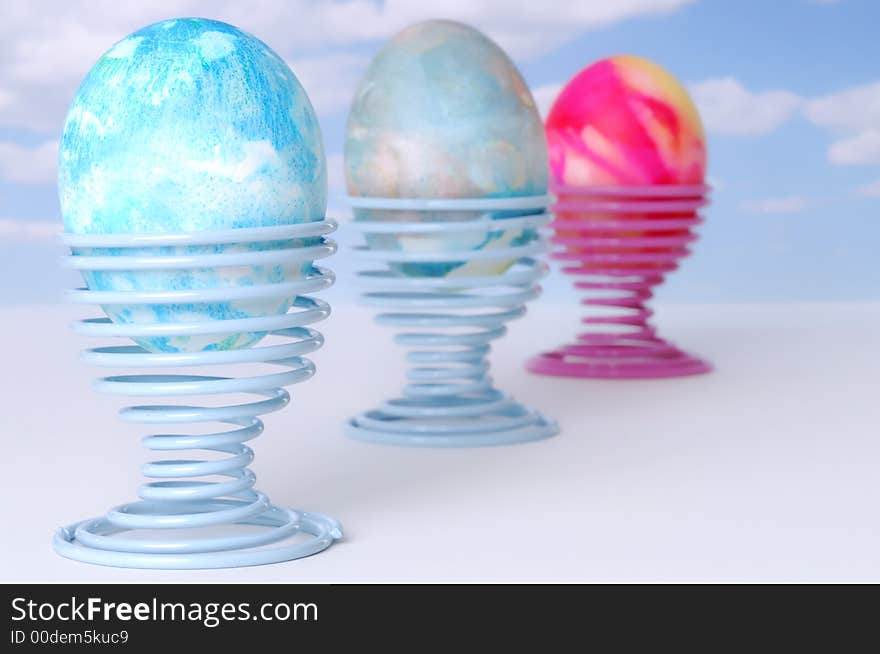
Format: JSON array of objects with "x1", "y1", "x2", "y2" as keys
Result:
[
  {"x1": 344, "y1": 20, "x2": 547, "y2": 278},
  {"x1": 546, "y1": 55, "x2": 706, "y2": 187},
  {"x1": 546, "y1": 56, "x2": 706, "y2": 265},
  {"x1": 58, "y1": 18, "x2": 326, "y2": 352}
]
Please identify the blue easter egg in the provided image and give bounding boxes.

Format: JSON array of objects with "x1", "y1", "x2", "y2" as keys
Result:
[
  {"x1": 58, "y1": 18, "x2": 326, "y2": 352},
  {"x1": 344, "y1": 20, "x2": 547, "y2": 278}
]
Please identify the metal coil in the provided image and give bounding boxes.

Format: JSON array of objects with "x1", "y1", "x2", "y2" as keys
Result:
[
  {"x1": 344, "y1": 196, "x2": 558, "y2": 447},
  {"x1": 54, "y1": 220, "x2": 342, "y2": 569},
  {"x1": 528, "y1": 184, "x2": 712, "y2": 379}
]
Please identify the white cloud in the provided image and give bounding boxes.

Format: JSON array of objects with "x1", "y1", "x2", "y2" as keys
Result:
[
  {"x1": 804, "y1": 81, "x2": 880, "y2": 132},
  {"x1": 827, "y1": 130, "x2": 880, "y2": 166},
  {"x1": 855, "y1": 179, "x2": 880, "y2": 197},
  {"x1": 287, "y1": 53, "x2": 367, "y2": 118},
  {"x1": 276, "y1": 0, "x2": 698, "y2": 59},
  {"x1": 532, "y1": 82, "x2": 563, "y2": 119},
  {"x1": 0, "y1": 1, "x2": 193, "y2": 131},
  {"x1": 0, "y1": 217, "x2": 59, "y2": 241},
  {"x1": 689, "y1": 77, "x2": 802, "y2": 136},
  {"x1": 0, "y1": 140, "x2": 58, "y2": 184},
  {"x1": 684, "y1": 76, "x2": 880, "y2": 172},
  {"x1": 803, "y1": 81, "x2": 880, "y2": 167},
  {"x1": 741, "y1": 195, "x2": 812, "y2": 215},
  {"x1": 0, "y1": 0, "x2": 696, "y2": 133}
]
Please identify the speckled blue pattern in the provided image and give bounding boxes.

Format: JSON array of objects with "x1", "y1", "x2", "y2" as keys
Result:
[
  {"x1": 344, "y1": 20, "x2": 547, "y2": 278},
  {"x1": 58, "y1": 18, "x2": 326, "y2": 352}
]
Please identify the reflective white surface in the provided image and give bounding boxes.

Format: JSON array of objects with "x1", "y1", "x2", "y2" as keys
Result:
[{"x1": 3, "y1": 301, "x2": 878, "y2": 581}]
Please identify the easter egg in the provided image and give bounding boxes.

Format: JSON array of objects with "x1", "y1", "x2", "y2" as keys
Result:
[
  {"x1": 58, "y1": 18, "x2": 326, "y2": 352},
  {"x1": 344, "y1": 20, "x2": 547, "y2": 278},
  {"x1": 546, "y1": 56, "x2": 707, "y2": 274},
  {"x1": 546, "y1": 55, "x2": 706, "y2": 187}
]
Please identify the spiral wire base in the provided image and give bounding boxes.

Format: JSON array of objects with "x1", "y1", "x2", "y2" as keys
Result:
[
  {"x1": 527, "y1": 185, "x2": 712, "y2": 379},
  {"x1": 54, "y1": 221, "x2": 342, "y2": 569},
  {"x1": 345, "y1": 196, "x2": 558, "y2": 447}
]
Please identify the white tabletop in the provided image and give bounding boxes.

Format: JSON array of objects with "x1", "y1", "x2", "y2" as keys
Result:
[{"x1": 2, "y1": 300, "x2": 878, "y2": 582}]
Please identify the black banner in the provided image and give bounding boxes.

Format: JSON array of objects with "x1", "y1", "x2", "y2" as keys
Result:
[{"x1": 3, "y1": 584, "x2": 877, "y2": 648}]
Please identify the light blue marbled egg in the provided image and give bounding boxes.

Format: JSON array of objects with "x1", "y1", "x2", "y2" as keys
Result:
[
  {"x1": 344, "y1": 20, "x2": 547, "y2": 277},
  {"x1": 58, "y1": 18, "x2": 326, "y2": 352}
]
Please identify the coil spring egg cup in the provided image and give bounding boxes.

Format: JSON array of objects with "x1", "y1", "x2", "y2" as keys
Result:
[
  {"x1": 344, "y1": 195, "x2": 558, "y2": 447},
  {"x1": 54, "y1": 220, "x2": 342, "y2": 569},
  {"x1": 527, "y1": 184, "x2": 712, "y2": 379}
]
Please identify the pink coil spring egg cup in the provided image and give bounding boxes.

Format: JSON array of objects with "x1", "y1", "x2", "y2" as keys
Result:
[{"x1": 527, "y1": 183, "x2": 711, "y2": 379}]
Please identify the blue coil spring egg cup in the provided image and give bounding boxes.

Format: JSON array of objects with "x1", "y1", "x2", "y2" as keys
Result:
[
  {"x1": 344, "y1": 195, "x2": 559, "y2": 447},
  {"x1": 54, "y1": 220, "x2": 342, "y2": 569}
]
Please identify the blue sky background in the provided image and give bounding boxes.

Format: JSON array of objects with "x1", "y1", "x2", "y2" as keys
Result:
[{"x1": 0, "y1": 0, "x2": 877, "y2": 303}]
